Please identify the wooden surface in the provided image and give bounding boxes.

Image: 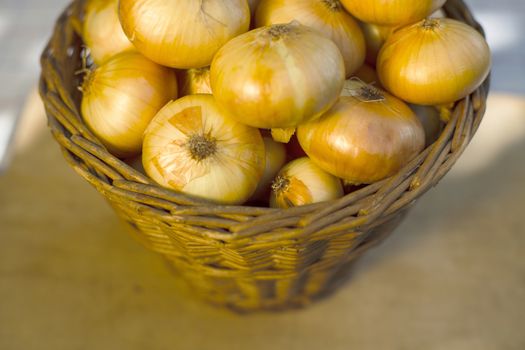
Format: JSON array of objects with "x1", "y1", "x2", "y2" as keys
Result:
[{"x1": 0, "y1": 91, "x2": 524, "y2": 349}]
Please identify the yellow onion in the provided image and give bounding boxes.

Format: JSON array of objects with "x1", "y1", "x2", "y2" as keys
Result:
[
  {"x1": 344, "y1": 64, "x2": 380, "y2": 90},
  {"x1": 119, "y1": 0, "x2": 250, "y2": 68},
  {"x1": 341, "y1": 0, "x2": 446, "y2": 26},
  {"x1": 359, "y1": 22, "x2": 394, "y2": 66},
  {"x1": 410, "y1": 104, "x2": 443, "y2": 147},
  {"x1": 82, "y1": 0, "x2": 134, "y2": 65},
  {"x1": 211, "y1": 22, "x2": 345, "y2": 129},
  {"x1": 255, "y1": 0, "x2": 365, "y2": 76},
  {"x1": 142, "y1": 94, "x2": 265, "y2": 205},
  {"x1": 297, "y1": 80, "x2": 425, "y2": 184},
  {"x1": 178, "y1": 68, "x2": 212, "y2": 97},
  {"x1": 251, "y1": 137, "x2": 287, "y2": 201},
  {"x1": 378, "y1": 18, "x2": 491, "y2": 106},
  {"x1": 270, "y1": 157, "x2": 343, "y2": 208},
  {"x1": 81, "y1": 51, "x2": 178, "y2": 157}
]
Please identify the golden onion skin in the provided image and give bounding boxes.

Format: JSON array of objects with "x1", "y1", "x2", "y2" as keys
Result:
[
  {"x1": 251, "y1": 136, "x2": 287, "y2": 201},
  {"x1": 210, "y1": 22, "x2": 345, "y2": 129},
  {"x1": 270, "y1": 157, "x2": 343, "y2": 208},
  {"x1": 377, "y1": 18, "x2": 491, "y2": 106},
  {"x1": 410, "y1": 104, "x2": 444, "y2": 147},
  {"x1": 358, "y1": 22, "x2": 394, "y2": 66},
  {"x1": 297, "y1": 83, "x2": 425, "y2": 184},
  {"x1": 178, "y1": 68, "x2": 212, "y2": 97},
  {"x1": 345, "y1": 64, "x2": 380, "y2": 89},
  {"x1": 119, "y1": 0, "x2": 250, "y2": 69},
  {"x1": 143, "y1": 95, "x2": 266, "y2": 205},
  {"x1": 81, "y1": 51, "x2": 178, "y2": 158},
  {"x1": 341, "y1": 0, "x2": 446, "y2": 26},
  {"x1": 83, "y1": 0, "x2": 134, "y2": 65},
  {"x1": 255, "y1": 0, "x2": 365, "y2": 77}
]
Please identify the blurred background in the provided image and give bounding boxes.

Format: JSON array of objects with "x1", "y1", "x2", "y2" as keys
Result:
[{"x1": 0, "y1": 1, "x2": 524, "y2": 349}]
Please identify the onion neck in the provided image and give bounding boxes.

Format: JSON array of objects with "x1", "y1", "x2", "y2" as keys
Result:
[
  {"x1": 187, "y1": 134, "x2": 217, "y2": 161},
  {"x1": 358, "y1": 85, "x2": 385, "y2": 102},
  {"x1": 266, "y1": 22, "x2": 300, "y2": 40},
  {"x1": 421, "y1": 18, "x2": 441, "y2": 30},
  {"x1": 322, "y1": 0, "x2": 342, "y2": 12}
]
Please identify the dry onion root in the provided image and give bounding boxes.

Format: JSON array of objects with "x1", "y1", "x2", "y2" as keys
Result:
[
  {"x1": 297, "y1": 80, "x2": 425, "y2": 184},
  {"x1": 255, "y1": 0, "x2": 365, "y2": 77},
  {"x1": 270, "y1": 157, "x2": 344, "y2": 208},
  {"x1": 377, "y1": 18, "x2": 491, "y2": 105},
  {"x1": 142, "y1": 95, "x2": 266, "y2": 205},
  {"x1": 119, "y1": 0, "x2": 250, "y2": 68},
  {"x1": 81, "y1": 51, "x2": 178, "y2": 158},
  {"x1": 210, "y1": 21, "x2": 345, "y2": 129}
]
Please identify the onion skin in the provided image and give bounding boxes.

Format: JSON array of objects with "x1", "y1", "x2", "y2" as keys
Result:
[
  {"x1": 119, "y1": 0, "x2": 250, "y2": 68},
  {"x1": 251, "y1": 137, "x2": 287, "y2": 201},
  {"x1": 344, "y1": 64, "x2": 380, "y2": 91},
  {"x1": 270, "y1": 157, "x2": 343, "y2": 208},
  {"x1": 83, "y1": 0, "x2": 134, "y2": 65},
  {"x1": 297, "y1": 82, "x2": 425, "y2": 184},
  {"x1": 210, "y1": 22, "x2": 345, "y2": 129},
  {"x1": 81, "y1": 51, "x2": 177, "y2": 158},
  {"x1": 358, "y1": 22, "x2": 394, "y2": 66},
  {"x1": 341, "y1": 0, "x2": 446, "y2": 26},
  {"x1": 178, "y1": 68, "x2": 212, "y2": 97},
  {"x1": 142, "y1": 95, "x2": 265, "y2": 205},
  {"x1": 410, "y1": 104, "x2": 444, "y2": 147},
  {"x1": 255, "y1": 0, "x2": 365, "y2": 77},
  {"x1": 377, "y1": 18, "x2": 491, "y2": 105}
]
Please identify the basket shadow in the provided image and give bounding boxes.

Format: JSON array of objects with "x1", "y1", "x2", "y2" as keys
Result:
[{"x1": 351, "y1": 118, "x2": 525, "y2": 278}]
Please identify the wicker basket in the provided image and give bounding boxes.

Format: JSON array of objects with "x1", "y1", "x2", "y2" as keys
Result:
[{"x1": 39, "y1": 0, "x2": 489, "y2": 311}]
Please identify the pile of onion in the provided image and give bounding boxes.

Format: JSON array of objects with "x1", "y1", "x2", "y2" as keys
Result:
[{"x1": 78, "y1": 0, "x2": 490, "y2": 206}]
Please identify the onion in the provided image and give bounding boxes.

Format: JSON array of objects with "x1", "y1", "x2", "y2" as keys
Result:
[
  {"x1": 142, "y1": 94, "x2": 266, "y2": 205},
  {"x1": 82, "y1": 0, "x2": 134, "y2": 65},
  {"x1": 178, "y1": 68, "x2": 212, "y2": 97},
  {"x1": 377, "y1": 18, "x2": 491, "y2": 105},
  {"x1": 81, "y1": 51, "x2": 178, "y2": 157},
  {"x1": 210, "y1": 22, "x2": 345, "y2": 129},
  {"x1": 345, "y1": 64, "x2": 379, "y2": 90},
  {"x1": 341, "y1": 0, "x2": 446, "y2": 26},
  {"x1": 358, "y1": 22, "x2": 394, "y2": 66},
  {"x1": 410, "y1": 104, "x2": 443, "y2": 147},
  {"x1": 251, "y1": 137, "x2": 287, "y2": 201},
  {"x1": 270, "y1": 157, "x2": 343, "y2": 208},
  {"x1": 255, "y1": 0, "x2": 365, "y2": 77},
  {"x1": 297, "y1": 80, "x2": 425, "y2": 184},
  {"x1": 119, "y1": 0, "x2": 250, "y2": 68}
]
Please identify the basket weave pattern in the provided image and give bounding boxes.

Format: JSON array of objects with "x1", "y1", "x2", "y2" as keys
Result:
[{"x1": 39, "y1": 0, "x2": 489, "y2": 311}]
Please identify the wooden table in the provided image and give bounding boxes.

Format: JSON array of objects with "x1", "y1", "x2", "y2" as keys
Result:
[{"x1": 1, "y1": 91, "x2": 524, "y2": 350}]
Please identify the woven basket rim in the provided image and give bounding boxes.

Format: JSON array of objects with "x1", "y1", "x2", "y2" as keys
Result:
[{"x1": 39, "y1": 0, "x2": 490, "y2": 243}]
